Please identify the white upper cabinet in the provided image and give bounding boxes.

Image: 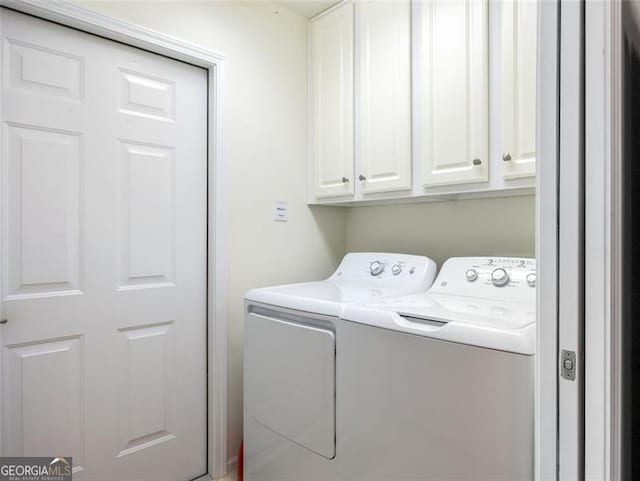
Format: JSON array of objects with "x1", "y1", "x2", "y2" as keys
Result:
[
  {"x1": 501, "y1": 0, "x2": 537, "y2": 179},
  {"x1": 310, "y1": 2, "x2": 355, "y2": 198},
  {"x1": 308, "y1": 0, "x2": 537, "y2": 205},
  {"x1": 416, "y1": 0, "x2": 489, "y2": 188},
  {"x1": 358, "y1": 0, "x2": 412, "y2": 194}
]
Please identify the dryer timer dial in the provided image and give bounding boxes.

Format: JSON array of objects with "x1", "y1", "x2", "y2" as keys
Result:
[{"x1": 370, "y1": 261, "x2": 385, "y2": 276}]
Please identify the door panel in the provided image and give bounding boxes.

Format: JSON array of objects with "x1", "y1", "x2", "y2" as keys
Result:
[
  {"x1": 4, "y1": 336, "x2": 84, "y2": 468},
  {"x1": 6, "y1": 39, "x2": 83, "y2": 100},
  {"x1": 311, "y1": 2, "x2": 355, "y2": 198},
  {"x1": 117, "y1": 141, "x2": 175, "y2": 289},
  {"x1": 117, "y1": 323, "x2": 176, "y2": 458},
  {"x1": 118, "y1": 69, "x2": 175, "y2": 121},
  {"x1": 1, "y1": 9, "x2": 207, "y2": 481},
  {"x1": 417, "y1": 0, "x2": 489, "y2": 187},
  {"x1": 358, "y1": 0, "x2": 412, "y2": 194},
  {"x1": 6, "y1": 125, "x2": 82, "y2": 298},
  {"x1": 501, "y1": 0, "x2": 537, "y2": 179}
]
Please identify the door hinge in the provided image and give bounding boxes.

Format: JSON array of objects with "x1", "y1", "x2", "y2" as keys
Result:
[{"x1": 561, "y1": 349, "x2": 576, "y2": 380}]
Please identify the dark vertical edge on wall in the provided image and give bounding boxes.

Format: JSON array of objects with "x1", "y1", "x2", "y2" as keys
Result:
[
  {"x1": 579, "y1": 1, "x2": 586, "y2": 477},
  {"x1": 556, "y1": 4, "x2": 562, "y2": 475},
  {"x1": 620, "y1": 2, "x2": 640, "y2": 478}
]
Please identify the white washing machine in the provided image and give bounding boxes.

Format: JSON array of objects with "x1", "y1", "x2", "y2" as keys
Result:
[
  {"x1": 243, "y1": 252, "x2": 438, "y2": 481},
  {"x1": 338, "y1": 257, "x2": 536, "y2": 481}
]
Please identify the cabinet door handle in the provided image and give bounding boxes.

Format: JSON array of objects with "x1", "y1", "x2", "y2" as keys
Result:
[
  {"x1": 359, "y1": 174, "x2": 367, "y2": 181},
  {"x1": 502, "y1": 152, "x2": 512, "y2": 161},
  {"x1": 0, "y1": 318, "x2": 7, "y2": 325},
  {"x1": 341, "y1": 176, "x2": 349, "y2": 183},
  {"x1": 472, "y1": 158, "x2": 482, "y2": 166}
]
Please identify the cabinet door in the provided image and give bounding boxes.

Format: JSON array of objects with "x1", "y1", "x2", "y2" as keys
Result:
[
  {"x1": 501, "y1": 0, "x2": 537, "y2": 179},
  {"x1": 358, "y1": 0, "x2": 412, "y2": 194},
  {"x1": 417, "y1": 0, "x2": 489, "y2": 187},
  {"x1": 311, "y1": 3, "x2": 355, "y2": 198}
]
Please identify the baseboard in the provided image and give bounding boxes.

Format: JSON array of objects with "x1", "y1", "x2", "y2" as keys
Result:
[
  {"x1": 224, "y1": 456, "x2": 238, "y2": 481},
  {"x1": 193, "y1": 476, "x2": 214, "y2": 481}
]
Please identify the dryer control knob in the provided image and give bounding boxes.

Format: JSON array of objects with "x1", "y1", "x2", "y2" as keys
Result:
[
  {"x1": 526, "y1": 273, "x2": 537, "y2": 287},
  {"x1": 465, "y1": 269, "x2": 478, "y2": 282},
  {"x1": 491, "y1": 268, "x2": 510, "y2": 287},
  {"x1": 370, "y1": 261, "x2": 385, "y2": 276},
  {"x1": 391, "y1": 264, "x2": 403, "y2": 276}
]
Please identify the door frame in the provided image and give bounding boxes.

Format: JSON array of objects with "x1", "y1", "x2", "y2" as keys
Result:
[
  {"x1": 584, "y1": 1, "x2": 620, "y2": 480},
  {"x1": 557, "y1": 0, "x2": 585, "y2": 478},
  {"x1": 548, "y1": 1, "x2": 622, "y2": 479},
  {"x1": 0, "y1": 1, "x2": 229, "y2": 479},
  {"x1": 536, "y1": 1, "x2": 560, "y2": 480}
]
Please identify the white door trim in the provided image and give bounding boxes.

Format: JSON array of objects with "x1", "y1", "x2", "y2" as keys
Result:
[
  {"x1": 536, "y1": 1, "x2": 560, "y2": 480},
  {"x1": 558, "y1": 1, "x2": 585, "y2": 478},
  {"x1": 585, "y1": 1, "x2": 621, "y2": 480},
  {"x1": 0, "y1": 1, "x2": 228, "y2": 479}
]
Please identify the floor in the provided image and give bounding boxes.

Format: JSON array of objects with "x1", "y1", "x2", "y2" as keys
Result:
[{"x1": 194, "y1": 473, "x2": 237, "y2": 481}]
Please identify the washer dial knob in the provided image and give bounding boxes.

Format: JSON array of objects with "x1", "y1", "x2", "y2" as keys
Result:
[
  {"x1": 526, "y1": 273, "x2": 537, "y2": 287},
  {"x1": 465, "y1": 269, "x2": 478, "y2": 282},
  {"x1": 391, "y1": 263, "x2": 403, "y2": 276},
  {"x1": 491, "y1": 268, "x2": 510, "y2": 287},
  {"x1": 370, "y1": 261, "x2": 385, "y2": 276}
]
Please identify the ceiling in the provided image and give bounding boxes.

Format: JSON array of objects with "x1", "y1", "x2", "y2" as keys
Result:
[{"x1": 276, "y1": 0, "x2": 340, "y2": 19}]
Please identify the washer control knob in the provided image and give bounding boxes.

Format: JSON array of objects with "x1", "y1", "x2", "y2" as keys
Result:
[
  {"x1": 465, "y1": 269, "x2": 478, "y2": 282},
  {"x1": 491, "y1": 268, "x2": 510, "y2": 287},
  {"x1": 370, "y1": 261, "x2": 385, "y2": 276},
  {"x1": 391, "y1": 263, "x2": 403, "y2": 276},
  {"x1": 526, "y1": 273, "x2": 537, "y2": 287}
]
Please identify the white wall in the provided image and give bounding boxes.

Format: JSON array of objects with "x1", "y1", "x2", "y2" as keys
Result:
[
  {"x1": 345, "y1": 196, "x2": 535, "y2": 266},
  {"x1": 72, "y1": 0, "x2": 346, "y2": 466}
]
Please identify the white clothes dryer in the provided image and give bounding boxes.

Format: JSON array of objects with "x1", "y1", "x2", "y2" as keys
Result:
[{"x1": 243, "y1": 253, "x2": 437, "y2": 481}]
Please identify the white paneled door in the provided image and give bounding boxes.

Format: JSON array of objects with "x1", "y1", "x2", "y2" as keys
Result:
[{"x1": 0, "y1": 9, "x2": 207, "y2": 481}]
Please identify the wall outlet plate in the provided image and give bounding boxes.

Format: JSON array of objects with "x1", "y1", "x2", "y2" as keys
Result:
[{"x1": 274, "y1": 201, "x2": 288, "y2": 222}]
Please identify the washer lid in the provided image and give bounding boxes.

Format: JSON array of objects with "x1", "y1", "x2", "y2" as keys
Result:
[
  {"x1": 378, "y1": 293, "x2": 535, "y2": 330},
  {"x1": 341, "y1": 293, "x2": 536, "y2": 355}
]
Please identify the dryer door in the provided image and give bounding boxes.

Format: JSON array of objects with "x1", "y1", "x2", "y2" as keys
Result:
[{"x1": 245, "y1": 311, "x2": 336, "y2": 459}]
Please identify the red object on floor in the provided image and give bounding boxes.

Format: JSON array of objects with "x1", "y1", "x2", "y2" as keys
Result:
[{"x1": 238, "y1": 441, "x2": 244, "y2": 481}]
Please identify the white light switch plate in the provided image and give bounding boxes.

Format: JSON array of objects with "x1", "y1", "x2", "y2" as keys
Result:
[{"x1": 274, "y1": 201, "x2": 288, "y2": 222}]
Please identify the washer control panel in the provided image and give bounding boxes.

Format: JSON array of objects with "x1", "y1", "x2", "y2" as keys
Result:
[
  {"x1": 490, "y1": 268, "x2": 510, "y2": 287},
  {"x1": 430, "y1": 257, "x2": 536, "y2": 303}
]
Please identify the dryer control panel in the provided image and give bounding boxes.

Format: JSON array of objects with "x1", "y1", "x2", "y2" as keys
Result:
[
  {"x1": 428, "y1": 257, "x2": 536, "y2": 304},
  {"x1": 328, "y1": 252, "x2": 438, "y2": 291}
]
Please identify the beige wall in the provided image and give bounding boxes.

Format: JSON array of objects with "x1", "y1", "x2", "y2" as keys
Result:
[
  {"x1": 69, "y1": 0, "x2": 536, "y2": 470},
  {"x1": 73, "y1": 0, "x2": 346, "y2": 464},
  {"x1": 345, "y1": 196, "x2": 536, "y2": 267}
]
